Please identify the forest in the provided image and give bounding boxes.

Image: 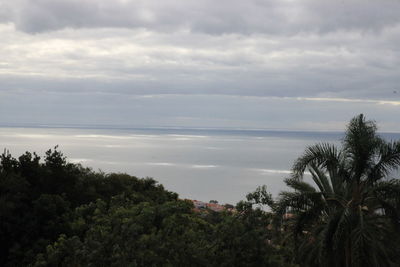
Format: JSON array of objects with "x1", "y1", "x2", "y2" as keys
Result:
[{"x1": 1, "y1": 115, "x2": 399, "y2": 267}]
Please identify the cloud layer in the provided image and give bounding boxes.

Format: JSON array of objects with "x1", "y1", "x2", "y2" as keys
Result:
[
  {"x1": 0, "y1": 0, "x2": 399, "y2": 130},
  {"x1": 2, "y1": 0, "x2": 400, "y2": 34}
]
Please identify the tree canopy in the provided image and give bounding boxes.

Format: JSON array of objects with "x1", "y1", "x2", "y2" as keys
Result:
[{"x1": 0, "y1": 147, "x2": 290, "y2": 266}]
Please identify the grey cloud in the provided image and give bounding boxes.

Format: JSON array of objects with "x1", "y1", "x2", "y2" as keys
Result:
[
  {"x1": 1, "y1": 19, "x2": 399, "y2": 100},
  {"x1": 1, "y1": 0, "x2": 400, "y2": 122},
  {"x1": 1, "y1": 91, "x2": 399, "y2": 131},
  {"x1": 2, "y1": 0, "x2": 400, "y2": 34},
  {"x1": 2, "y1": 61, "x2": 398, "y2": 100}
]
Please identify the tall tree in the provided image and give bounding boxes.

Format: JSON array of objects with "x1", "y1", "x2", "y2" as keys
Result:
[{"x1": 274, "y1": 114, "x2": 400, "y2": 267}]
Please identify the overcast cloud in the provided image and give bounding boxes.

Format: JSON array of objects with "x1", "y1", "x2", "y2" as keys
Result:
[{"x1": 0, "y1": 0, "x2": 399, "y2": 131}]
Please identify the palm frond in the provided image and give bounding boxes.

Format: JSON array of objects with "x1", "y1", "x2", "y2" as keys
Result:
[
  {"x1": 293, "y1": 143, "x2": 342, "y2": 178},
  {"x1": 274, "y1": 114, "x2": 400, "y2": 266},
  {"x1": 343, "y1": 114, "x2": 383, "y2": 181},
  {"x1": 284, "y1": 177, "x2": 316, "y2": 193},
  {"x1": 370, "y1": 180, "x2": 400, "y2": 229},
  {"x1": 308, "y1": 163, "x2": 334, "y2": 196},
  {"x1": 368, "y1": 141, "x2": 400, "y2": 183}
]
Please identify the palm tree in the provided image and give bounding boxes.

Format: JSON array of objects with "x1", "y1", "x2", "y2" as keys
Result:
[{"x1": 274, "y1": 114, "x2": 400, "y2": 267}]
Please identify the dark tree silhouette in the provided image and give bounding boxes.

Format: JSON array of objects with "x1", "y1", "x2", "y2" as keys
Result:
[{"x1": 274, "y1": 114, "x2": 400, "y2": 267}]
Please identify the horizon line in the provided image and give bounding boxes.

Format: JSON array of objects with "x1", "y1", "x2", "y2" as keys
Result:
[{"x1": 1, "y1": 122, "x2": 400, "y2": 135}]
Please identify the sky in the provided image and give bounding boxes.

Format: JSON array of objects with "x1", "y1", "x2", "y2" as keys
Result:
[{"x1": 1, "y1": 0, "x2": 400, "y2": 131}]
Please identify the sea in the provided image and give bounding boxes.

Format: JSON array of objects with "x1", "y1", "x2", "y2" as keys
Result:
[{"x1": 1, "y1": 125, "x2": 399, "y2": 204}]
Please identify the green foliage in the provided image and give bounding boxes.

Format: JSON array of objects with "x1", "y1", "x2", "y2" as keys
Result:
[
  {"x1": 273, "y1": 114, "x2": 400, "y2": 267},
  {"x1": 0, "y1": 147, "x2": 177, "y2": 266},
  {"x1": 0, "y1": 147, "x2": 289, "y2": 266},
  {"x1": 246, "y1": 185, "x2": 274, "y2": 206}
]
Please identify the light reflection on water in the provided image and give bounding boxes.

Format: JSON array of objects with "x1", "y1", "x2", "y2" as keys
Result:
[{"x1": 1, "y1": 127, "x2": 397, "y2": 204}]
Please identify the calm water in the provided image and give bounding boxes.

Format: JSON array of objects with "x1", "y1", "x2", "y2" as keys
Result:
[{"x1": 1, "y1": 126, "x2": 399, "y2": 204}]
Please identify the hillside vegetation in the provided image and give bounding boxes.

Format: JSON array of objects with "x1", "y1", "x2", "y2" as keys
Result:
[{"x1": 0, "y1": 148, "x2": 290, "y2": 266}]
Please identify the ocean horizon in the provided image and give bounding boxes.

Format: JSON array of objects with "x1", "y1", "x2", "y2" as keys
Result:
[{"x1": 2, "y1": 125, "x2": 400, "y2": 204}]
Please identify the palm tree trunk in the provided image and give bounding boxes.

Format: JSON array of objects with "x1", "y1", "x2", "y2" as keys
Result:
[{"x1": 345, "y1": 240, "x2": 352, "y2": 267}]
